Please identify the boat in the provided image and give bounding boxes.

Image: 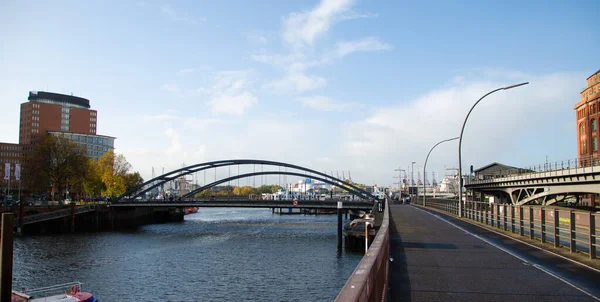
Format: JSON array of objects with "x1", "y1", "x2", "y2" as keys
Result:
[
  {"x1": 184, "y1": 207, "x2": 199, "y2": 215},
  {"x1": 11, "y1": 281, "x2": 98, "y2": 302}
]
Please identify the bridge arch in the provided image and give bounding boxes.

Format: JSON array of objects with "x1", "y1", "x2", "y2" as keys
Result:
[
  {"x1": 181, "y1": 171, "x2": 372, "y2": 199},
  {"x1": 117, "y1": 159, "x2": 376, "y2": 201}
]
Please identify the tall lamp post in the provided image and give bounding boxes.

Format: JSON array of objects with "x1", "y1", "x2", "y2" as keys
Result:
[
  {"x1": 458, "y1": 82, "x2": 529, "y2": 217},
  {"x1": 424, "y1": 137, "x2": 459, "y2": 207},
  {"x1": 411, "y1": 161, "x2": 415, "y2": 199}
]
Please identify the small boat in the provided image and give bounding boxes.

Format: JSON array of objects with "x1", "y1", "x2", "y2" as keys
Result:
[
  {"x1": 11, "y1": 281, "x2": 98, "y2": 302},
  {"x1": 184, "y1": 207, "x2": 199, "y2": 215}
]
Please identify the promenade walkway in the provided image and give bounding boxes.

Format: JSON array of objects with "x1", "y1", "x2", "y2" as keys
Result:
[{"x1": 388, "y1": 204, "x2": 599, "y2": 301}]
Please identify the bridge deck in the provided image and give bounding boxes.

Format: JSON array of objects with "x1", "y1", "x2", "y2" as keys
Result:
[{"x1": 388, "y1": 204, "x2": 599, "y2": 301}]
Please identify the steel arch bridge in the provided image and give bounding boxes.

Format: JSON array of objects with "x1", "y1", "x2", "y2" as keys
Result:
[{"x1": 116, "y1": 159, "x2": 377, "y2": 202}]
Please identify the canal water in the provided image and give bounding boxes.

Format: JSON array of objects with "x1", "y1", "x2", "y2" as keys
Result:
[{"x1": 12, "y1": 208, "x2": 363, "y2": 301}]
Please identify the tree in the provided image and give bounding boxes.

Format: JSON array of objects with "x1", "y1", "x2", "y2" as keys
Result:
[
  {"x1": 96, "y1": 151, "x2": 132, "y2": 198},
  {"x1": 23, "y1": 135, "x2": 89, "y2": 200},
  {"x1": 123, "y1": 172, "x2": 144, "y2": 194},
  {"x1": 83, "y1": 158, "x2": 104, "y2": 199}
]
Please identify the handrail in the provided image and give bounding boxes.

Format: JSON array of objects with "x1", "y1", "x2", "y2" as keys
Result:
[
  {"x1": 336, "y1": 199, "x2": 389, "y2": 301},
  {"x1": 422, "y1": 199, "x2": 598, "y2": 259}
]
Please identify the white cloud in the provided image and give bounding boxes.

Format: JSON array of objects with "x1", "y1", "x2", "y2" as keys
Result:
[
  {"x1": 247, "y1": 33, "x2": 268, "y2": 45},
  {"x1": 253, "y1": 0, "x2": 388, "y2": 95},
  {"x1": 176, "y1": 68, "x2": 195, "y2": 77},
  {"x1": 263, "y1": 73, "x2": 326, "y2": 94},
  {"x1": 142, "y1": 114, "x2": 178, "y2": 121},
  {"x1": 209, "y1": 92, "x2": 257, "y2": 115},
  {"x1": 160, "y1": 4, "x2": 206, "y2": 25},
  {"x1": 297, "y1": 95, "x2": 359, "y2": 111},
  {"x1": 337, "y1": 70, "x2": 583, "y2": 184},
  {"x1": 201, "y1": 70, "x2": 259, "y2": 115},
  {"x1": 334, "y1": 36, "x2": 392, "y2": 57},
  {"x1": 283, "y1": 0, "x2": 354, "y2": 48},
  {"x1": 161, "y1": 83, "x2": 181, "y2": 94}
]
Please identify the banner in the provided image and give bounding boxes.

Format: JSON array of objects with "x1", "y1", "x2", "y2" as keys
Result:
[
  {"x1": 15, "y1": 163, "x2": 21, "y2": 181},
  {"x1": 4, "y1": 163, "x2": 9, "y2": 180}
]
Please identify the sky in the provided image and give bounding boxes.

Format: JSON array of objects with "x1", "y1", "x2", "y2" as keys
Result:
[{"x1": 0, "y1": 0, "x2": 599, "y2": 188}]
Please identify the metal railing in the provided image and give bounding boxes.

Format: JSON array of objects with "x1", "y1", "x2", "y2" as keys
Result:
[
  {"x1": 465, "y1": 155, "x2": 600, "y2": 185},
  {"x1": 16, "y1": 204, "x2": 98, "y2": 226},
  {"x1": 336, "y1": 199, "x2": 389, "y2": 302},
  {"x1": 418, "y1": 198, "x2": 598, "y2": 259}
]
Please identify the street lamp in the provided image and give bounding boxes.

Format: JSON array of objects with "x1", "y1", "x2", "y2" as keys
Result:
[
  {"x1": 458, "y1": 82, "x2": 528, "y2": 217},
  {"x1": 424, "y1": 137, "x2": 459, "y2": 207},
  {"x1": 411, "y1": 162, "x2": 416, "y2": 200}
]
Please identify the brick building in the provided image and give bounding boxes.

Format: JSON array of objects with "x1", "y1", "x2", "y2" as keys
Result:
[
  {"x1": 575, "y1": 69, "x2": 600, "y2": 166},
  {"x1": 1, "y1": 91, "x2": 115, "y2": 199}
]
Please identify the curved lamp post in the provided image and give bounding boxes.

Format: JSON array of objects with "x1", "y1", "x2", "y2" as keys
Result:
[
  {"x1": 423, "y1": 137, "x2": 459, "y2": 207},
  {"x1": 458, "y1": 82, "x2": 529, "y2": 217}
]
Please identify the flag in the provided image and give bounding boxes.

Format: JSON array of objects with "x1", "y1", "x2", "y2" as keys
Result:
[
  {"x1": 3, "y1": 163, "x2": 9, "y2": 180},
  {"x1": 15, "y1": 164, "x2": 21, "y2": 181}
]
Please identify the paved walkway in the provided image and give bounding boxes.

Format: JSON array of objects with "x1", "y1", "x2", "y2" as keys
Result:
[{"x1": 388, "y1": 204, "x2": 597, "y2": 301}]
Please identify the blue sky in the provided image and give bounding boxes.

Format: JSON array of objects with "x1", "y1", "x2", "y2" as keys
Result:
[{"x1": 1, "y1": 0, "x2": 598, "y2": 187}]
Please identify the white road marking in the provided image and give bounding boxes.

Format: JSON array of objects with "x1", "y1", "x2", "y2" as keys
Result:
[{"x1": 413, "y1": 206, "x2": 600, "y2": 301}]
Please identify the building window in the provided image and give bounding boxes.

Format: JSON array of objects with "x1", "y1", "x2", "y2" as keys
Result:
[
  {"x1": 594, "y1": 138, "x2": 599, "y2": 152},
  {"x1": 580, "y1": 123, "x2": 586, "y2": 135},
  {"x1": 593, "y1": 119, "x2": 597, "y2": 131}
]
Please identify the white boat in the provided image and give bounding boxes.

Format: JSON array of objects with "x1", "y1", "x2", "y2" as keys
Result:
[{"x1": 12, "y1": 281, "x2": 98, "y2": 302}]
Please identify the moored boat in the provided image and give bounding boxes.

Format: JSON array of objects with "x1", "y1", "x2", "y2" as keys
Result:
[
  {"x1": 11, "y1": 281, "x2": 98, "y2": 302},
  {"x1": 184, "y1": 207, "x2": 199, "y2": 215}
]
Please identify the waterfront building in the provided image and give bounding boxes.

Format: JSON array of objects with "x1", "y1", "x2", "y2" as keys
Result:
[
  {"x1": 575, "y1": 69, "x2": 600, "y2": 166},
  {"x1": 0, "y1": 142, "x2": 23, "y2": 199},
  {"x1": 0, "y1": 91, "x2": 116, "y2": 198},
  {"x1": 18, "y1": 91, "x2": 115, "y2": 160}
]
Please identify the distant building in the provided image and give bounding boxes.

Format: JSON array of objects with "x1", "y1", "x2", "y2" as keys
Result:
[
  {"x1": 575, "y1": 69, "x2": 600, "y2": 166},
  {"x1": 18, "y1": 91, "x2": 114, "y2": 159},
  {"x1": 473, "y1": 162, "x2": 532, "y2": 180},
  {"x1": 0, "y1": 143, "x2": 23, "y2": 198},
  {"x1": 0, "y1": 91, "x2": 116, "y2": 197}
]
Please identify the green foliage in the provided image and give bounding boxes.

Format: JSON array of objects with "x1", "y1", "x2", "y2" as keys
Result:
[{"x1": 23, "y1": 135, "x2": 88, "y2": 198}]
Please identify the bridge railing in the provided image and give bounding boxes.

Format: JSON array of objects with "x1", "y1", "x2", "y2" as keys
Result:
[
  {"x1": 465, "y1": 155, "x2": 600, "y2": 185},
  {"x1": 336, "y1": 199, "x2": 389, "y2": 302},
  {"x1": 419, "y1": 198, "x2": 599, "y2": 259},
  {"x1": 16, "y1": 204, "x2": 98, "y2": 226}
]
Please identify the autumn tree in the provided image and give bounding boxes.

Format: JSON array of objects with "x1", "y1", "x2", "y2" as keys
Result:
[
  {"x1": 83, "y1": 158, "x2": 104, "y2": 199},
  {"x1": 123, "y1": 172, "x2": 144, "y2": 193},
  {"x1": 23, "y1": 135, "x2": 88, "y2": 200},
  {"x1": 92, "y1": 150, "x2": 139, "y2": 198}
]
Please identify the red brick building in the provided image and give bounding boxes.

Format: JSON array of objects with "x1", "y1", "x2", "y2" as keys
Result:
[
  {"x1": 1, "y1": 91, "x2": 115, "y2": 199},
  {"x1": 575, "y1": 69, "x2": 600, "y2": 167}
]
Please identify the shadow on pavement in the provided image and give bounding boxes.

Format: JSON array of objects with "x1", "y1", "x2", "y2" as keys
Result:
[{"x1": 388, "y1": 209, "x2": 411, "y2": 301}]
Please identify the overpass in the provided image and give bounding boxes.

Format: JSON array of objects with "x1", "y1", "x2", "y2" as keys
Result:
[{"x1": 465, "y1": 164, "x2": 600, "y2": 205}]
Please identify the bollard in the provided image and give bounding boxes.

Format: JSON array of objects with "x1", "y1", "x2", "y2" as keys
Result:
[{"x1": 0, "y1": 213, "x2": 14, "y2": 302}]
